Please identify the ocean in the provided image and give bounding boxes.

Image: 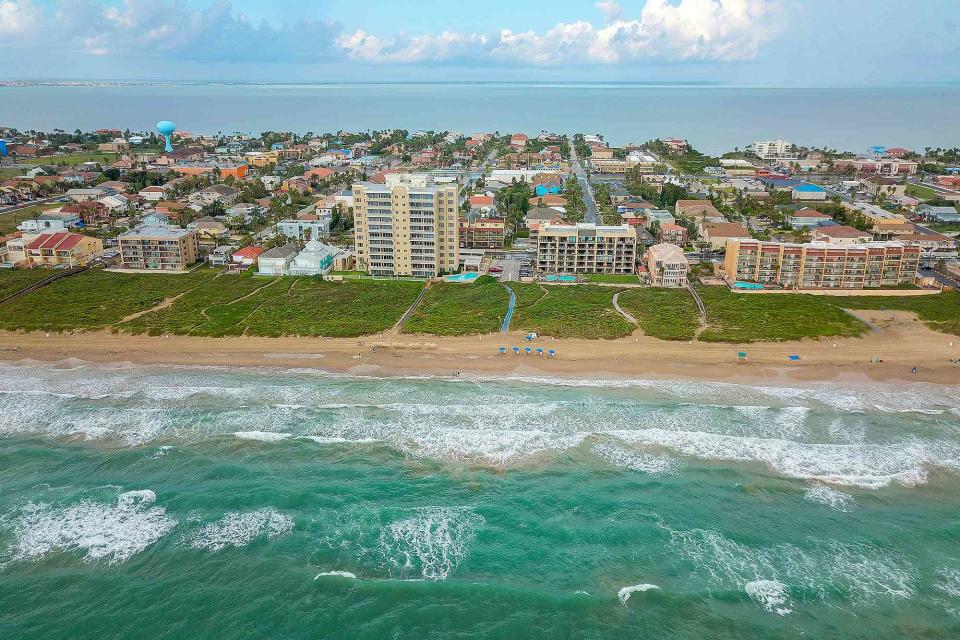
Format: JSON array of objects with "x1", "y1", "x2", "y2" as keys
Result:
[
  {"x1": 0, "y1": 361, "x2": 958, "y2": 639},
  {"x1": 3, "y1": 82, "x2": 960, "y2": 154}
]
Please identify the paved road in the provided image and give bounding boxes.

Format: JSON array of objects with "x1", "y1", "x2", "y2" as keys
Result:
[
  {"x1": 0, "y1": 195, "x2": 66, "y2": 216},
  {"x1": 568, "y1": 142, "x2": 599, "y2": 224}
]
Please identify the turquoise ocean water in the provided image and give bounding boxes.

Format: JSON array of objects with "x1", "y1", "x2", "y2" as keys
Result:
[
  {"x1": 0, "y1": 361, "x2": 958, "y2": 639},
  {"x1": 3, "y1": 83, "x2": 960, "y2": 154}
]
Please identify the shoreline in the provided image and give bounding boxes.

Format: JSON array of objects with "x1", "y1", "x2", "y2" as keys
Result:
[{"x1": 2, "y1": 310, "x2": 958, "y2": 387}]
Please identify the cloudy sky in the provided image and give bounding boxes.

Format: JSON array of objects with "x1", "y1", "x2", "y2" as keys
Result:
[{"x1": 0, "y1": 0, "x2": 957, "y2": 85}]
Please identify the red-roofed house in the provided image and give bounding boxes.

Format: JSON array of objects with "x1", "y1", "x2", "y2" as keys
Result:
[
  {"x1": 61, "y1": 201, "x2": 110, "y2": 225},
  {"x1": 304, "y1": 168, "x2": 335, "y2": 181},
  {"x1": 884, "y1": 148, "x2": 911, "y2": 159},
  {"x1": 24, "y1": 231, "x2": 102, "y2": 266},
  {"x1": 231, "y1": 245, "x2": 264, "y2": 266},
  {"x1": 469, "y1": 195, "x2": 495, "y2": 209},
  {"x1": 510, "y1": 133, "x2": 529, "y2": 150}
]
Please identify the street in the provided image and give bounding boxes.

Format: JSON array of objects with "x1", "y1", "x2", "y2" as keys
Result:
[{"x1": 568, "y1": 140, "x2": 599, "y2": 224}]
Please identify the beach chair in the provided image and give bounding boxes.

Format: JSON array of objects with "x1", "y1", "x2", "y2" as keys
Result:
[{"x1": 737, "y1": 351, "x2": 748, "y2": 362}]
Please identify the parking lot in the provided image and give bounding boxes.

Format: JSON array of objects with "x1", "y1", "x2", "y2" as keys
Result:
[{"x1": 488, "y1": 253, "x2": 534, "y2": 282}]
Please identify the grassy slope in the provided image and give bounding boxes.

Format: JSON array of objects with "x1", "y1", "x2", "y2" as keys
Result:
[
  {"x1": 583, "y1": 274, "x2": 640, "y2": 284},
  {"x1": 0, "y1": 268, "x2": 215, "y2": 332},
  {"x1": 121, "y1": 274, "x2": 274, "y2": 336},
  {"x1": 834, "y1": 291, "x2": 960, "y2": 336},
  {"x1": 617, "y1": 287, "x2": 700, "y2": 341},
  {"x1": 403, "y1": 280, "x2": 509, "y2": 336},
  {"x1": 0, "y1": 269, "x2": 55, "y2": 300},
  {"x1": 242, "y1": 277, "x2": 423, "y2": 338},
  {"x1": 695, "y1": 285, "x2": 868, "y2": 343},
  {"x1": 507, "y1": 283, "x2": 633, "y2": 339}
]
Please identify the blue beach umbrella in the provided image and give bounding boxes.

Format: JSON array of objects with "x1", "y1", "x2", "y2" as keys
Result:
[
  {"x1": 524, "y1": 347, "x2": 532, "y2": 355},
  {"x1": 513, "y1": 346, "x2": 520, "y2": 354},
  {"x1": 536, "y1": 348, "x2": 544, "y2": 356},
  {"x1": 498, "y1": 347, "x2": 507, "y2": 354},
  {"x1": 548, "y1": 349, "x2": 556, "y2": 358}
]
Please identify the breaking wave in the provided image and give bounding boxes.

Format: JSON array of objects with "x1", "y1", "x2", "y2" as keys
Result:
[{"x1": 188, "y1": 508, "x2": 294, "y2": 552}]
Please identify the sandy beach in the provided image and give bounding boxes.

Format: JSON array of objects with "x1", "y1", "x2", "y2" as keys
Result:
[{"x1": 1, "y1": 309, "x2": 958, "y2": 386}]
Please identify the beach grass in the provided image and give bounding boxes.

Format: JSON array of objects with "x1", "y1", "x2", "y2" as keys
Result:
[
  {"x1": 0, "y1": 268, "x2": 216, "y2": 332},
  {"x1": 582, "y1": 273, "x2": 640, "y2": 284},
  {"x1": 241, "y1": 277, "x2": 423, "y2": 338},
  {"x1": 0, "y1": 268, "x2": 55, "y2": 300},
  {"x1": 834, "y1": 291, "x2": 960, "y2": 336},
  {"x1": 121, "y1": 274, "x2": 276, "y2": 336},
  {"x1": 508, "y1": 283, "x2": 634, "y2": 339},
  {"x1": 403, "y1": 278, "x2": 509, "y2": 336},
  {"x1": 695, "y1": 285, "x2": 869, "y2": 342},
  {"x1": 19, "y1": 152, "x2": 119, "y2": 166},
  {"x1": 617, "y1": 287, "x2": 700, "y2": 341}
]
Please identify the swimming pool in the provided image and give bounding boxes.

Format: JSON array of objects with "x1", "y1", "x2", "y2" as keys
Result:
[
  {"x1": 545, "y1": 275, "x2": 577, "y2": 282},
  {"x1": 445, "y1": 273, "x2": 480, "y2": 283},
  {"x1": 733, "y1": 281, "x2": 764, "y2": 290}
]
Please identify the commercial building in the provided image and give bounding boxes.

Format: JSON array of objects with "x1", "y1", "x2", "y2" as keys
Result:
[
  {"x1": 23, "y1": 232, "x2": 102, "y2": 267},
  {"x1": 724, "y1": 239, "x2": 920, "y2": 289},
  {"x1": 353, "y1": 173, "x2": 460, "y2": 277},
  {"x1": 646, "y1": 243, "x2": 689, "y2": 287},
  {"x1": 533, "y1": 223, "x2": 637, "y2": 274},
  {"x1": 792, "y1": 183, "x2": 827, "y2": 201},
  {"x1": 751, "y1": 140, "x2": 797, "y2": 161},
  {"x1": 833, "y1": 158, "x2": 919, "y2": 175},
  {"x1": 117, "y1": 225, "x2": 200, "y2": 271}
]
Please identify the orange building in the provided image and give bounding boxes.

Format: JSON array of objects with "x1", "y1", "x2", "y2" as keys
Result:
[{"x1": 172, "y1": 164, "x2": 248, "y2": 179}]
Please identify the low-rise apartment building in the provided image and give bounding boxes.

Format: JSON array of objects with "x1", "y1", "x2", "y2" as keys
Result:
[
  {"x1": 353, "y1": 173, "x2": 459, "y2": 277},
  {"x1": 646, "y1": 243, "x2": 689, "y2": 287},
  {"x1": 724, "y1": 239, "x2": 920, "y2": 290},
  {"x1": 534, "y1": 223, "x2": 637, "y2": 274},
  {"x1": 117, "y1": 225, "x2": 200, "y2": 271},
  {"x1": 24, "y1": 232, "x2": 102, "y2": 267},
  {"x1": 458, "y1": 217, "x2": 505, "y2": 249}
]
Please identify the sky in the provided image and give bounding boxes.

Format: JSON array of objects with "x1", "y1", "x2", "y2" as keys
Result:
[{"x1": 0, "y1": 0, "x2": 958, "y2": 85}]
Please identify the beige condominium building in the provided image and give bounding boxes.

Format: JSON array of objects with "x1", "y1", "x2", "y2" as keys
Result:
[
  {"x1": 118, "y1": 224, "x2": 200, "y2": 271},
  {"x1": 724, "y1": 239, "x2": 920, "y2": 290},
  {"x1": 534, "y1": 223, "x2": 637, "y2": 274},
  {"x1": 646, "y1": 242, "x2": 689, "y2": 287},
  {"x1": 353, "y1": 173, "x2": 459, "y2": 277}
]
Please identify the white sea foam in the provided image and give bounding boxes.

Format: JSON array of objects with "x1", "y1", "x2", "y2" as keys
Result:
[
  {"x1": 3, "y1": 489, "x2": 175, "y2": 565},
  {"x1": 232, "y1": 431, "x2": 292, "y2": 442},
  {"x1": 377, "y1": 507, "x2": 483, "y2": 581},
  {"x1": 745, "y1": 579, "x2": 793, "y2": 615},
  {"x1": 301, "y1": 436, "x2": 380, "y2": 445},
  {"x1": 591, "y1": 442, "x2": 675, "y2": 475},
  {"x1": 936, "y1": 568, "x2": 960, "y2": 598},
  {"x1": 617, "y1": 583, "x2": 660, "y2": 605},
  {"x1": 188, "y1": 508, "x2": 293, "y2": 552},
  {"x1": 663, "y1": 524, "x2": 914, "y2": 606},
  {"x1": 804, "y1": 484, "x2": 856, "y2": 511},
  {"x1": 314, "y1": 570, "x2": 357, "y2": 580}
]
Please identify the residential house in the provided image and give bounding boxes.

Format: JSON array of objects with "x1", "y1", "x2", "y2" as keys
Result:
[
  {"x1": 61, "y1": 201, "x2": 109, "y2": 226},
  {"x1": 658, "y1": 223, "x2": 689, "y2": 245},
  {"x1": 700, "y1": 221, "x2": 752, "y2": 250},
  {"x1": 289, "y1": 240, "x2": 340, "y2": 276},
  {"x1": 529, "y1": 194, "x2": 568, "y2": 208},
  {"x1": 917, "y1": 204, "x2": 960, "y2": 223},
  {"x1": 646, "y1": 243, "x2": 689, "y2": 287},
  {"x1": 675, "y1": 200, "x2": 722, "y2": 221},
  {"x1": 525, "y1": 207, "x2": 566, "y2": 232},
  {"x1": 459, "y1": 217, "x2": 505, "y2": 249},
  {"x1": 188, "y1": 216, "x2": 230, "y2": 241},
  {"x1": 277, "y1": 217, "x2": 331, "y2": 241},
  {"x1": 786, "y1": 208, "x2": 833, "y2": 229},
  {"x1": 810, "y1": 225, "x2": 872, "y2": 245},
  {"x1": 509, "y1": 133, "x2": 529, "y2": 150},
  {"x1": 65, "y1": 188, "x2": 107, "y2": 202},
  {"x1": 257, "y1": 243, "x2": 298, "y2": 276},
  {"x1": 188, "y1": 184, "x2": 239, "y2": 207},
  {"x1": 138, "y1": 186, "x2": 167, "y2": 202},
  {"x1": 231, "y1": 245, "x2": 264, "y2": 266},
  {"x1": 18, "y1": 211, "x2": 80, "y2": 234}
]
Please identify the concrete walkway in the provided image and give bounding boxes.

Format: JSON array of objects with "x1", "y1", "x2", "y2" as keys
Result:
[
  {"x1": 611, "y1": 292, "x2": 638, "y2": 325},
  {"x1": 500, "y1": 284, "x2": 517, "y2": 332}
]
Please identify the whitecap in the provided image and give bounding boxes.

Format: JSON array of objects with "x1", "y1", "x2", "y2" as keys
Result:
[
  {"x1": 315, "y1": 570, "x2": 357, "y2": 580},
  {"x1": 188, "y1": 508, "x2": 293, "y2": 552},
  {"x1": 377, "y1": 506, "x2": 483, "y2": 581},
  {"x1": 617, "y1": 583, "x2": 660, "y2": 605},
  {"x1": 745, "y1": 579, "x2": 793, "y2": 615},
  {"x1": 804, "y1": 484, "x2": 856, "y2": 512},
  {"x1": 591, "y1": 442, "x2": 675, "y2": 475},
  {"x1": 3, "y1": 489, "x2": 175, "y2": 565},
  {"x1": 232, "y1": 431, "x2": 292, "y2": 442}
]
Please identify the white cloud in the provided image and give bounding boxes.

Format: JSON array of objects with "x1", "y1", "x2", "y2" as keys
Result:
[
  {"x1": 341, "y1": 0, "x2": 776, "y2": 65},
  {"x1": 0, "y1": 0, "x2": 40, "y2": 36}
]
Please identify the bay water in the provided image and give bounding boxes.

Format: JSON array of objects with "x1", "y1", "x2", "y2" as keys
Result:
[
  {"x1": 3, "y1": 82, "x2": 960, "y2": 154},
  {"x1": 0, "y1": 361, "x2": 958, "y2": 638}
]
